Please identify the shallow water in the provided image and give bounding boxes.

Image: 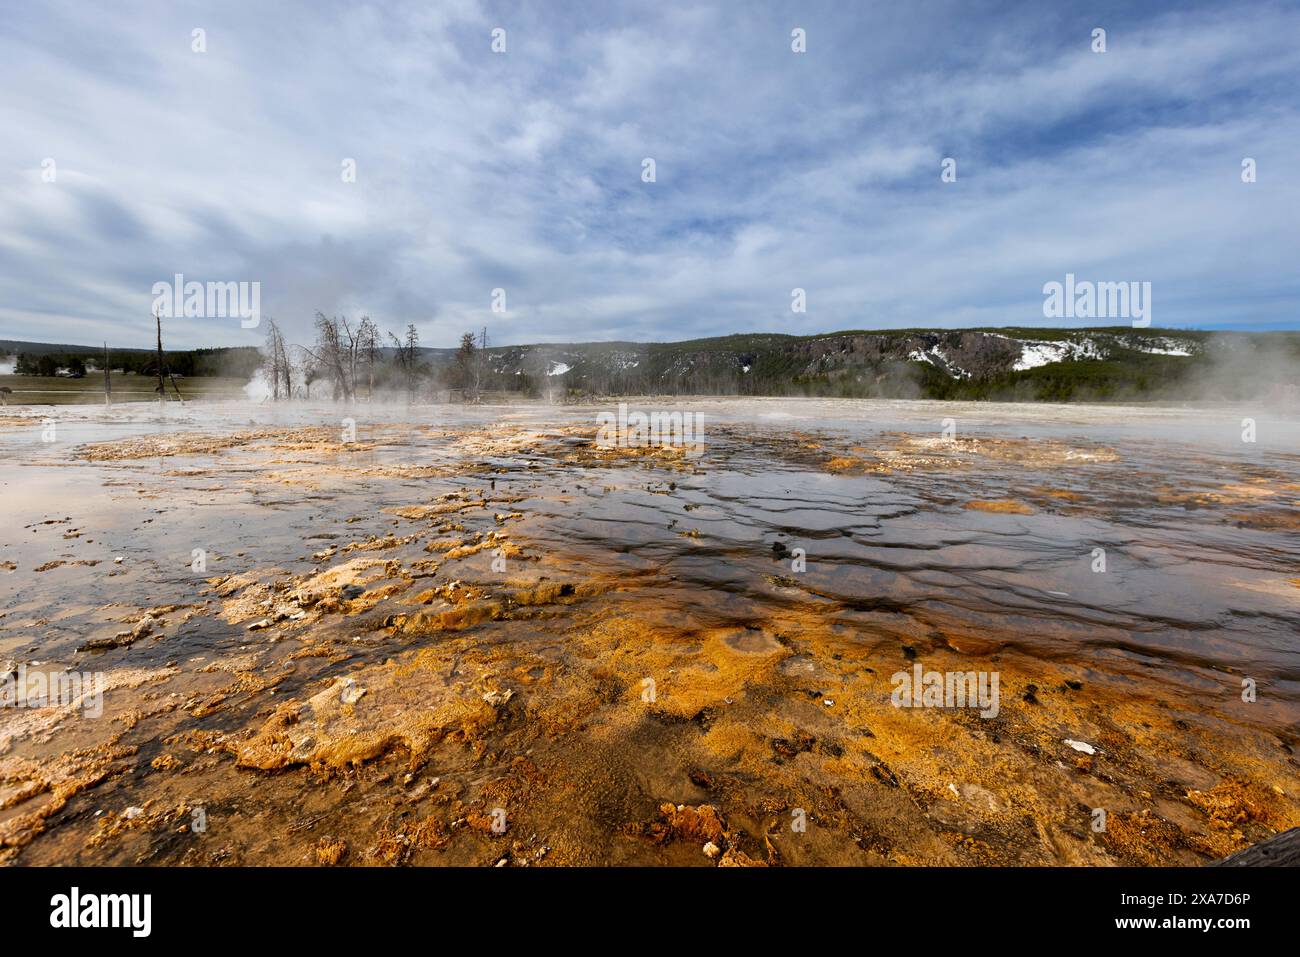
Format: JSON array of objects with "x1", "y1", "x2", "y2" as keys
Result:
[{"x1": 1, "y1": 398, "x2": 1297, "y2": 866}]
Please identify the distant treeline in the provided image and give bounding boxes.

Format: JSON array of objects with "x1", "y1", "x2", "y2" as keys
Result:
[
  {"x1": 6, "y1": 345, "x2": 262, "y2": 379},
  {"x1": 6, "y1": 327, "x2": 1298, "y2": 403}
]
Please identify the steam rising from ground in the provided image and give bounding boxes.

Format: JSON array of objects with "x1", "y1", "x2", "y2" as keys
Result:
[
  {"x1": 243, "y1": 368, "x2": 272, "y2": 402},
  {"x1": 1193, "y1": 334, "x2": 1300, "y2": 408}
]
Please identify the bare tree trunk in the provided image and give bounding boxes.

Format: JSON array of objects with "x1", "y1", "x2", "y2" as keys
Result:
[
  {"x1": 282, "y1": 336, "x2": 291, "y2": 399},
  {"x1": 155, "y1": 313, "x2": 165, "y2": 407},
  {"x1": 103, "y1": 342, "x2": 111, "y2": 406}
]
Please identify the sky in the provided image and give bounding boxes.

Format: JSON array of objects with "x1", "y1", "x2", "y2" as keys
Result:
[{"x1": 1, "y1": 0, "x2": 1297, "y2": 351}]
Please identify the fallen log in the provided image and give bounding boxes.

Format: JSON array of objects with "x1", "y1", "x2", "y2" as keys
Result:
[{"x1": 1213, "y1": 826, "x2": 1300, "y2": 866}]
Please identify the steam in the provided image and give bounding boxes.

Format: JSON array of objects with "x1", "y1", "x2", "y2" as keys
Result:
[
  {"x1": 1185, "y1": 334, "x2": 1300, "y2": 407},
  {"x1": 0, "y1": 355, "x2": 15, "y2": 375},
  {"x1": 243, "y1": 368, "x2": 272, "y2": 402}
]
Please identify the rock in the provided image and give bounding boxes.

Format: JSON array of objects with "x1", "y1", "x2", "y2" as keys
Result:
[
  {"x1": 78, "y1": 631, "x2": 138, "y2": 652},
  {"x1": 957, "y1": 783, "x2": 1004, "y2": 813},
  {"x1": 778, "y1": 655, "x2": 820, "y2": 678},
  {"x1": 688, "y1": 768, "x2": 715, "y2": 789},
  {"x1": 1064, "y1": 739, "x2": 1096, "y2": 755},
  {"x1": 718, "y1": 848, "x2": 766, "y2": 867},
  {"x1": 771, "y1": 731, "x2": 816, "y2": 759},
  {"x1": 314, "y1": 838, "x2": 347, "y2": 866},
  {"x1": 247, "y1": 618, "x2": 273, "y2": 631},
  {"x1": 124, "y1": 806, "x2": 144, "y2": 820},
  {"x1": 339, "y1": 678, "x2": 366, "y2": 705},
  {"x1": 703, "y1": 841, "x2": 720, "y2": 859},
  {"x1": 406, "y1": 777, "x2": 440, "y2": 801},
  {"x1": 482, "y1": 689, "x2": 514, "y2": 707},
  {"x1": 269, "y1": 605, "x2": 303, "y2": 623},
  {"x1": 644, "y1": 803, "x2": 726, "y2": 846}
]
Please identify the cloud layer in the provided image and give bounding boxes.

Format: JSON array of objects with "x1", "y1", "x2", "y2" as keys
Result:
[{"x1": 2, "y1": 0, "x2": 1297, "y2": 349}]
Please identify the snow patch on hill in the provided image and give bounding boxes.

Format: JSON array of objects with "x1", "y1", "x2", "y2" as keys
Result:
[
  {"x1": 909, "y1": 344, "x2": 971, "y2": 378},
  {"x1": 1126, "y1": 336, "x2": 1194, "y2": 356},
  {"x1": 1011, "y1": 337, "x2": 1104, "y2": 371}
]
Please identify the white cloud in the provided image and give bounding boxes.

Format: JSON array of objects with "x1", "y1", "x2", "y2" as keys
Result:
[{"x1": 0, "y1": 0, "x2": 1297, "y2": 350}]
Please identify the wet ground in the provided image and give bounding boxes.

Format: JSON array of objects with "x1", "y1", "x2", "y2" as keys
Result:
[{"x1": 1, "y1": 397, "x2": 1297, "y2": 866}]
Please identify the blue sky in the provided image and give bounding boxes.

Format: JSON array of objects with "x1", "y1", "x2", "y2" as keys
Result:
[{"x1": 1, "y1": 0, "x2": 1297, "y2": 349}]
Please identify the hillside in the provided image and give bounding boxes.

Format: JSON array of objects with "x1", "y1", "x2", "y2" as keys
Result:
[
  {"x1": 5, "y1": 327, "x2": 1298, "y2": 402},
  {"x1": 423, "y1": 327, "x2": 1300, "y2": 402}
]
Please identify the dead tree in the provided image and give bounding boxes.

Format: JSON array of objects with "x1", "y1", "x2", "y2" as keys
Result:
[
  {"x1": 302, "y1": 312, "x2": 355, "y2": 402},
  {"x1": 358, "y1": 316, "x2": 379, "y2": 401},
  {"x1": 152, "y1": 312, "x2": 184, "y2": 405},
  {"x1": 155, "y1": 311, "x2": 165, "y2": 403},
  {"x1": 388, "y1": 324, "x2": 419, "y2": 402},
  {"x1": 263, "y1": 319, "x2": 292, "y2": 401},
  {"x1": 478, "y1": 326, "x2": 488, "y2": 395},
  {"x1": 457, "y1": 332, "x2": 478, "y2": 402}
]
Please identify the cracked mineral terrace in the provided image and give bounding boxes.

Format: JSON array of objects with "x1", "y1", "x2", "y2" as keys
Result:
[{"x1": 1, "y1": 398, "x2": 1297, "y2": 866}]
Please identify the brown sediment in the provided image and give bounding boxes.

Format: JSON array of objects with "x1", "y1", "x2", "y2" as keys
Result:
[
  {"x1": 1029, "y1": 487, "x2": 1088, "y2": 502},
  {"x1": 231, "y1": 664, "x2": 504, "y2": 772},
  {"x1": 0, "y1": 666, "x2": 176, "y2": 753},
  {"x1": 290, "y1": 558, "x2": 402, "y2": 608},
  {"x1": 76, "y1": 425, "x2": 405, "y2": 462},
  {"x1": 8, "y1": 581, "x2": 1297, "y2": 866},
  {"x1": 33, "y1": 560, "x2": 101, "y2": 572},
  {"x1": 1186, "y1": 779, "x2": 1285, "y2": 833},
  {"x1": 78, "y1": 430, "x2": 274, "y2": 461},
  {"x1": 1226, "y1": 509, "x2": 1300, "y2": 531},
  {"x1": 821, "y1": 435, "x2": 1118, "y2": 475},
  {"x1": 0, "y1": 743, "x2": 140, "y2": 858},
  {"x1": 385, "y1": 495, "x2": 485, "y2": 521},
  {"x1": 825, "y1": 456, "x2": 865, "y2": 473},
  {"x1": 314, "y1": 837, "x2": 348, "y2": 865},
  {"x1": 964, "y1": 499, "x2": 1036, "y2": 514}
]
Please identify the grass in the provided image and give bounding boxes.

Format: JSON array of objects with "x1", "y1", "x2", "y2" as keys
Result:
[{"x1": 0, "y1": 374, "x2": 248, "y2": 405}]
